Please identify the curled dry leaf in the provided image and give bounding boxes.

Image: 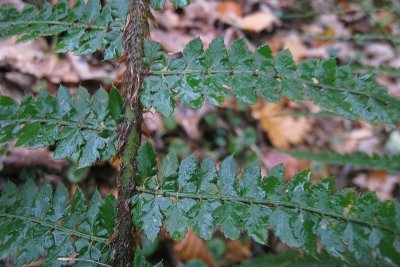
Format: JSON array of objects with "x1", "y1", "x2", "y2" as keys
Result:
[
  {"x1": 252, "y1": 103, "x2": 311, "y2": 149},
  {"x1": 173, "y1": 230, "x2": 217, "y2": 267}
]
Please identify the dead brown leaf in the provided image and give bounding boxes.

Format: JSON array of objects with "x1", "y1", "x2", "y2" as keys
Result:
[
  {"x1": 217, "y1": 1, "x2": 244, "y2": 17},
  {"x1": 0, "y1": 38, "x2": 58, "y2": 79},
  {"x1": 283, "y1": 34, "x2": 307, "y2": 62},
  {"x1": 236, "y1": 11, "x2": 279, "y2": 33},
  {"x1": 173, "y1": 230, "x2": 217, "y2": 267},
  {"x1": 252, "y1": 103, "x2": 311, "y2": 149}
]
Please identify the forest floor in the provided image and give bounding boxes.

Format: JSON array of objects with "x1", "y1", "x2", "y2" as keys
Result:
[{"x1": 1, "y1": 0, "x2": 400, "y2": 266}]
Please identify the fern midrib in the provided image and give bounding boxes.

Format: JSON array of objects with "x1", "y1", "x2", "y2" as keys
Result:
[
  {"x1": 0, "y1": 118, "x2": 116, "y2": 131},
  {"x1": 146, "y1": 69, "x2": 398, "y2": 104},
  {"x1": 137, "y1": 187, "x2": 399, "y2": 236},
  {"x1": 0, "y1": 213, "x2": 108, "y2": 243},
  {"x1": 0, "y1": 20, "x2": 121, "y2": 31}
]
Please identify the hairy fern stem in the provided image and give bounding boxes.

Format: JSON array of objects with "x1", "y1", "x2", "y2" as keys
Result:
[{"x1": 111, "y1": 0, "x2": 149, "y2": 266}]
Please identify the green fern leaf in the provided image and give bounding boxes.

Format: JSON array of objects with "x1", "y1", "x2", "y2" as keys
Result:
[
  {"x1": 282, "y1": 150, "x2": 400, "y2": 174},
  {"x1": 132, "y1": 142, "x2": 400, "y2": 266},
  {"x1": 0, "y1": 86, "x2": 122, "y2": 168},
  {"x1": 0, "y1": 180, "x2": 115, "y2": 266},
  {"x1": 0, "y1": 0, "x2": 129, "y2": 59},
  {"x1": 141, "y1": 37, "x2": 400, "y2": 125}
]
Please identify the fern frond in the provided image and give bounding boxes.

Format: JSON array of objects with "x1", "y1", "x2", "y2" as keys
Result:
[
  {"x1": 132, "y1": 142, "x2": 400, "y2": 266},
  {"x1": 281, "y1": 150, "x2": 400, "y2": 174},
  {"x1": 0, "y1": 0, "x2": 129, "y2": 59},
  {"x1": 0, "y1": 86, "x2": 122, "y2": 168},
  {"x1": 0, "y1": 180, "x2": 116, "y2": 266},
  {"x1": 140, "y1": 37, "x2": 400, "y2": 125}
]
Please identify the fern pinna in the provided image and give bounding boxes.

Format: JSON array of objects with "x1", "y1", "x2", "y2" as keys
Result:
[
  {"x1": 0, "y1": 86, "x2": 121, "y2": 168},
  {"x1": 0, "y1": 0, "x2": 400, "y2": 266},
  {"x1": 0, "y1": 180, "x2": 115, "y2": 266}
]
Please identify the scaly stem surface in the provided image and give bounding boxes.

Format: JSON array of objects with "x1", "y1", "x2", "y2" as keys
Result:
[{"x1": 111, "y1": 0, "x2": 149, "y2": 266}]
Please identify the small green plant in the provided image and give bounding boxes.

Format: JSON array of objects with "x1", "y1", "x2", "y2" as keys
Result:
[{"x1": 0, "y1": 0, "x2": 400, "y2": 266}]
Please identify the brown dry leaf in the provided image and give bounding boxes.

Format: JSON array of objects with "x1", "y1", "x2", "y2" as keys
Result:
[
  {"x1": 0, "y1": 38, "x2": 58, "y2": 79},
  {"x1": 283, "y1": 34, "x2": 306, "y2": 62},
  {"x1": 353, "y1": 171, "x2": 400, "y2": 200},
  {"x1": 217, "y1": 1, "x2": 244, "y2": 17},
  {"x1": 224, "y1": 239, "x2": 251, "y2": 263},
  {"x1": 49, "y1": 58, "x2": 80, "y2": 83},
  {"x1": 0, "y1": 38, "x2": 81, "y2": 83},
  {"x1": 237, "y1": 11, "x2": 278, "y2": 32},
  {"x1": 216, "y1": 3, "x2": 278, "y2": 33},
  {"x1": 173, "y1": 230, "x2": 217, "y2": 267},
  {"x1": 252, "y1": 103, "x2": 311, "y2": 149}
]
